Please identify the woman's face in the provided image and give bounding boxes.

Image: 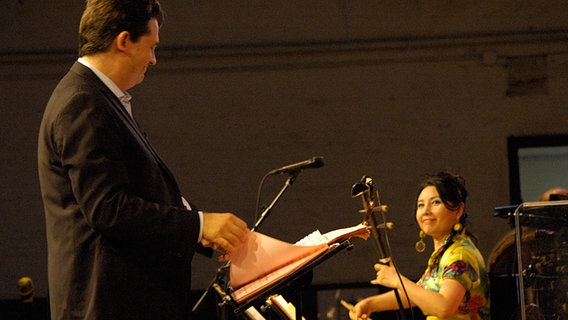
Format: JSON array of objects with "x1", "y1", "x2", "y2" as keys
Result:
[{"x1": 416, "y1": 185, "x2": 462, "y2": 245}]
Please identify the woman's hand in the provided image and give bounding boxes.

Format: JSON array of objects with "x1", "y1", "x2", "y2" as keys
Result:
[
  {"x1": 349, "y1": 298, "x2": 372, "y2": 320},
  {"x1": 370, "y1": 258, "x2": 401, "y2": 289}
]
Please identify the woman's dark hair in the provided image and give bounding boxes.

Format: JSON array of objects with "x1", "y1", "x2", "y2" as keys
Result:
[
  {"x1": 415, "y1": 171, "x2": 476, "y2": 268},
  {"x1": 78, "y1": 0, "x2": 164, "y2": 57}
]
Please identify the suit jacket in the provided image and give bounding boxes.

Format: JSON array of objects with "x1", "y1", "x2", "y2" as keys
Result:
[{"x1": 38, "y1": 62, "x2": 202, "y2": 320}]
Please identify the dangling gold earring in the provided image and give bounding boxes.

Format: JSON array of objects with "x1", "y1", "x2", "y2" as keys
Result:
[
  {"x1": 453, "y1": 222, "x2": 463, "y2": 233},
  {"x1": 415, "y1": 230, "x2": 426, "y2": 253}
]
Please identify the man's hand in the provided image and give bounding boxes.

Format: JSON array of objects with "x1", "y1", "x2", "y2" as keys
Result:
[{"x1": 201, "y1": 213, "x2": 248, "y2": 260}]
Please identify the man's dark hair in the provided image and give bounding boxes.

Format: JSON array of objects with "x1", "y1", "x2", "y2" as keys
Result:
[{"x1": 78, "y1": 0, "x2": 163, "y2": 57}]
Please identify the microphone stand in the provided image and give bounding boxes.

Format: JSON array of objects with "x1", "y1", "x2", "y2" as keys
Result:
[
  {"x1": 252, "y1": 171, "x2": 298, "y2": 231},
  {"x1": 192, "y1": 171, "x2": 299, "y2": 317}
]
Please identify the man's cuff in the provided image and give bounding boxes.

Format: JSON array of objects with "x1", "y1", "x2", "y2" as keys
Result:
[
  {"x1": 181, "y1": 196, "x2": 204, "y2": 243},
  {"x1": 197, "y1": 211, "x2": 204, "y2": 243}
]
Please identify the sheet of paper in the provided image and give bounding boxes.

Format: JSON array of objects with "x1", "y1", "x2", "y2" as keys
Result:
[
  {"x1": 231, "y1": 246, "x2": 329, "y2": 303},
  {"x1": 229, "y1": 224, "x2": 370, "y2": 303},
  {"x1": 230, "y1": 231, "x2": 327, "y2": 290}
]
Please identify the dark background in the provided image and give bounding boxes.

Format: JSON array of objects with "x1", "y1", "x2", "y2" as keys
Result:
[{"x1": 2, "y1": 1, "x2": 568, "y2": 318}]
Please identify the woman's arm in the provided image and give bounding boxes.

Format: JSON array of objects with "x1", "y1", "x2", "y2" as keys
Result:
[
  {"x1": 392, "y1": 275, "x2": 465, "y2": 318},
  {"x1": 372, "y1": 262, "x2": 466, "y2": 319}
]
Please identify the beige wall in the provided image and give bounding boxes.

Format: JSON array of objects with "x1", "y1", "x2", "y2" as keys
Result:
[{"x1": 2, "y1": 1, "x2": 568, "y2": 299}]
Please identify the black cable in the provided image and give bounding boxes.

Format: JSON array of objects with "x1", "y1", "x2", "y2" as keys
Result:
[
  {"x1": 254, "y1": 172, "x2": 271, "y2": 223},
  {"x1": 379, "y1": 209, "x2": 416, "y2": 320}
]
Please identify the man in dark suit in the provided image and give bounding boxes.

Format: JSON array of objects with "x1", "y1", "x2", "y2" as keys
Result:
[{"x1": 37, "y1": 1, "x2": 248, "y2": 319}]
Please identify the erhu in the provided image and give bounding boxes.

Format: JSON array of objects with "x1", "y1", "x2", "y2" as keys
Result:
[
  {"x1": 352, "y1": 176, "x2": 407, "y2": 319},
  {"x1": 351, "y1": 176, "x2": 393, "y2": 262}
]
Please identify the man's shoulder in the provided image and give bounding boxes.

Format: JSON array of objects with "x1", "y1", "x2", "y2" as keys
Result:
[{"x1": 52, "y1": 62, "x2": 110, "y2": 99}]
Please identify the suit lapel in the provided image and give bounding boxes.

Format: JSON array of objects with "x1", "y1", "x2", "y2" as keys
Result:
[{"x1": 71, "y1": 62, "x2": 181, "y2": 191}]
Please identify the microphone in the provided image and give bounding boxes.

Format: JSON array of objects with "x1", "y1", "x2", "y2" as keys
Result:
[
  {"x1": 268, "y1": 156, "x2": 324, "y2": 175},
  {"x1": 17, "y1": 277, "x2": 33, "y2": 303}
]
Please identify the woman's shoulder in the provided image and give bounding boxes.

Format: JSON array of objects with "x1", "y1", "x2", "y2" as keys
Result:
[{"x1": 443, "y1": 235, "x2": 483, "y2": 264}]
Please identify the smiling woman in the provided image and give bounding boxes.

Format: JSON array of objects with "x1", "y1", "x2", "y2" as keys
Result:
[
  {"x1": 349, "y1": 172, "x2": 490, "y2": 320},
  {"x1": 416, "y1": 185, "x2": 464, "y2": 251},
  {"x1": 415, "y1": 172, "x2": 471, "y2": 268}
]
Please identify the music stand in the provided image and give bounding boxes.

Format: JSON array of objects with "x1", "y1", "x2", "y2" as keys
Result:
[
  {"x1": 513, "y1": 200, "x2": 568, "y2": 320},
  {"x1": 192, "y1": 173, "x2": 299, "y2": 317},
  {"x1": 492, "y1": 200, "x2": 568, "y2": 320},
  {"x1": 224, "y1": 239, "x2": 354, "y2": 319}
]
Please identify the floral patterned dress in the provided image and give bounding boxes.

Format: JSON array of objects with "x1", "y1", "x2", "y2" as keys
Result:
[{"x1": 417, "y1": 235, "x2": 491, "y2": 320}]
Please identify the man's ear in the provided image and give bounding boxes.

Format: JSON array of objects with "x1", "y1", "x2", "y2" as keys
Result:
[{"x1": 115, "y1": 31, "x2": 130, "y2": 52}]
